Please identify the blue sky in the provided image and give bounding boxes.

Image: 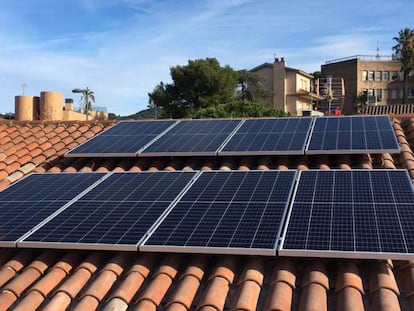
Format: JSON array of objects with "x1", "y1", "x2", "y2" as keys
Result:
[{"x1": 0, "y1": 0, "x2": 413, "y2": 116}]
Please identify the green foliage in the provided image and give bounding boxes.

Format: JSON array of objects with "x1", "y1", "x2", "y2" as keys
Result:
[
  {"x1": 393, "y1": 28, "x2": 414, "y2": 105},
  {"x1": 191, "y1": 100, "x2": 286, "y2": 119},
  {"x1": 236, "y1": 70, "x2": 272, "y2": 103},
  {"x1": 353, "y1": 92, "x2": 368, "y2": 114},
  {"x1": 148, "y1": 58, "x2": 238, "y2": 118},
  {"x1": 148, "y1": 58, "x2": 274, "y2": 118},
  {"x1": 80, "y1": 88, "x2": 95, "y2": 110}
]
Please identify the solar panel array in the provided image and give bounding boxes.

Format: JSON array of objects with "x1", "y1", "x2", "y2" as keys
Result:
[
  {"x1": 306, "y1": 115, "x2": 400, "y2": 154},
  {"x1": 66, "y1": 120, "x2": 177, "y2": 157},
  {"x1": 20, "y1": 172, "x2": 196, "y2": 250},
  {"x1": 141, "y1": 170, "x2": 296, "y2": 255},
  {"x1": 1, "y1": 167, "x2": 414, "y2": 259},
  {"x1": 141, "y1": 119, "x2": 241, "y2": 156},
  {"x1": 218, "y1": 118, "x2": 312, "y2": 155},
  {"x1": 0, "y1": 173, "x2": 106, "y2": 247},
  {"x1": 279, "y1": 169, "x2": 414, "y2": 260},
  {"x1": 65, "y1": 116, "x2": 400, "y2": 157}
]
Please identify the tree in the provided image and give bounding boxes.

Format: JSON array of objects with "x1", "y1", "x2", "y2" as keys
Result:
[
  {"x1": 148, "y1": 58, "x2": 238, "y2": 118},
  {"x1": 393, "y1": 28, "x2": 414, "y2": 105},
  {"x1": 80, "y1": 87, "x2": 95, "y2": 111},
  {"x1": 236, "y1": 70, "x2": 272, "y2": 103}
]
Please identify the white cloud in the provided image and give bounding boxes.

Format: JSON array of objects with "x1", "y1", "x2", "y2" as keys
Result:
[{"x1": 0, "y1": 0, "x2": 413, "y2": 115}]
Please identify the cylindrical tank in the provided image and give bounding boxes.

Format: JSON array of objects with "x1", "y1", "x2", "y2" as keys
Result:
[
  {"x1": 40, "y1": 91, "x2": 63, "y2": 120},
  {"x1": 15, "y1": 96, "x2": 35, "y2": 121}
]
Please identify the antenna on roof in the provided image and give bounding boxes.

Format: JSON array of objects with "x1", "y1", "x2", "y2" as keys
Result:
[
  {"x1": 21, "y1": 83, "x2": 27, "y2": 95},
  {"x1": 376, "y1": 41, "x2": 380, "y2": 58}
]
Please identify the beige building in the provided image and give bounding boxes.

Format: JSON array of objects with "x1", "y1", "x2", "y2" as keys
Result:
[
  {"x1": 322, "y1": 55, "x2": 414, "y2": 114},
  {"x1": 251, "y1": 58, "x2": 322, "y2": 116}
]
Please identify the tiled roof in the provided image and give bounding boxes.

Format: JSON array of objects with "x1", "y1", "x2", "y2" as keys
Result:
[{"x1": 1, "y1": 118, "x2": 414, "y2": 310}]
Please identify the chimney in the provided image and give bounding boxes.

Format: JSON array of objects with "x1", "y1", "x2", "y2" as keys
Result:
[{"x1": 65, "y1": 98, "x2": 74, "y2": 111}]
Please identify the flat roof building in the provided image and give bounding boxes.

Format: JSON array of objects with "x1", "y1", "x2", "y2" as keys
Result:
[{"x1": 322, "y1": 55, "x2": 414, "y2": 114}]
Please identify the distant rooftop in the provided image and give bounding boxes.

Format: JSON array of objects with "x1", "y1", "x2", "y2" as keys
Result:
[{"x1": 325, "y1": 54, "x2": 398, "y2": 64}]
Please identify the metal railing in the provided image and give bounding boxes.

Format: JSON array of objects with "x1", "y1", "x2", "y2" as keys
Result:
[{"x1": 325, "y1": 55, "x2": 397, "y2": 64}]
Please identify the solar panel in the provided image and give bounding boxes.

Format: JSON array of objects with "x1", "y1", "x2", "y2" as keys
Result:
[
  {"x1": 218, "y1": 118, "x2": 312, "y2": 155},
  {"x1": 279, "y1": 169, "x2": 414, "y2": 260},
  {"x1": 306, "y1": 115, "x2": 400, "y2": 154},
  {"x1": 0, "y1": 173, "x2": 106, "y2": 247},
  {"x1": 20, "y1": 171, "x2": 197, "y2": 251},
  {"x1": 66, "y1": 120, "x2": 177, "y2": 157},
  {"x1": 141, "y1": 170, "x2": 297, "y2": 255},
  {"x1": 141, "y1": 119, "x2": 242, "y2": 156}
]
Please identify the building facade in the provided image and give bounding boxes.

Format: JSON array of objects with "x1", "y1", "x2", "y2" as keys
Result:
[
  {"x1": 322, "y1": 55, "x2": 414, "y2": 114},
  {"x1": 250, "y1": 58, "x2": 322, "y2": 116}
]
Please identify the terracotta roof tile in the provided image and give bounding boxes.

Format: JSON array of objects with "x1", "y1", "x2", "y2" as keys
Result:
[
  {"x1": 335, "y1": 261, "x2": 364, "y2": 311},
  {"x1": 2, "y1": 118, "x2": 414, "y2": 310},
  {"x1": 6, "y1": 171, "x2": 25, "y2": 183},
  {"x1": 44, "y1": 252, "x2": 105, "y2": 310},
  {"x1": 166, "y1": 257, "x2": 206, "y2": 310},
  {"x1": 197, "y1": 256, "x2": 236, "y2": 310},
  {"x1": 4, "y1": 161, "x2": 21, "y2": 175},
  {"x1": 0, "y1": 169, "x2": 8, "y2": 180},
  {"x1": 0, "y1": 290, "x2": 17, "y2": 310},
  {"x1": 299, "y1": 260, "x2": 329, "y2": 311},
  {"x1": 108, "y1": 253, "x2": 154, "y2": 305},
  {"x1": 48, "y1": 135, "x2": 62, "y2": 145},
  {"x1": 17, "y1": 154, "x2": 32, "y2": 166},
  {"x1": 75, "y1": 253, "x2": 130, "y2": 310},
  {"x1": 30, "y1": 154, "x2": 47, "y2": 166},
  {"x1": 0, "y1": 179, "x2": 11, "y2": 190},
  {"x1": 61, "y1": 135, "x2": 74, "y2": 146},
  {"x1": 264, "y1": 259, "x2": 297, "y2": 311},
  {"x1": 368, "y1": 261, "x2": 401, "y2": 311},
  {"x1": 135, "y1": 255, "x2": 181, "y2": 310},
  {"x1": 232, "y1": 257, "x2": 264, "y2": 310},
  {"x1": 3, "y1": 146, "x2": 17, "y2": 157},
  {"x1": 4, "y1": 154, "x2": 18, "y2": 165}
]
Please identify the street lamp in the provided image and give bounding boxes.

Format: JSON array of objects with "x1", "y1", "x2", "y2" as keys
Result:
[{"x1": 72, "y1": 87, "x2": 90, "y2": 121}]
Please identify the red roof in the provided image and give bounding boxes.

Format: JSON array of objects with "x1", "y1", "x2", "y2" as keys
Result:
[{"x1": 0, "y1": 118, "x2": 414, "y2": 310}]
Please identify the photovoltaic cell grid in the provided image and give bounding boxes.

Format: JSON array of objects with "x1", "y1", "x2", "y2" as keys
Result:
[
  {"x1": 142, "y1": 170, "x2": 297, "y2": 255},
  {"x1": 279, "y1": 169, "x2": 414, "y2": 260},
  {"x1": 219, "y1": 118, "x2": 312, "y2": 155},
  {"x1": 0, "y1": 173, "x2": 106, "y2": 247},
  {"x1": 306, "y1": 115, "x2": 400, "y2": 154},
  {"x1": 21, "y1": 171, "x2": 197, "y2": 251},
  {"x1": 66, "y1": 120, "x2": 177, "y2": 157},
  {"x1": 141, "y1": 119, "x2": 242, "y2": 156}
]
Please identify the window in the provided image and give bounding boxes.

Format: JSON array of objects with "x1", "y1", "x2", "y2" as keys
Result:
[
  {"x1": 368, "y1": 71, "x2": 374, "y2": 81},
  {"x1": 409, "y1": 88, "x2": 414, "y2": 98},
  {"x1": 362, "y1": 71, "x2": 368, "y2": 81},
  {"x1": 391, "y1": 89, "x2": 397, "y2": 99},
  {"x1": 383, "y1": 89, "x2": 389, "y2": 99},
  {"x1": 375, "y1": 89, "x2": 382, "y2": 102},
  {"x1": 383, "y1": 71, "x2": 390, "y2": 81},
  {"x1": 399, "y1": 89, "x2": 404, "y2": 99},
  {"x1": 375, "y1": 71, "x2": 382, "y2": 81},
  {"x1": 392, "y1": 71, "x2": 399, "y2": 80}
]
